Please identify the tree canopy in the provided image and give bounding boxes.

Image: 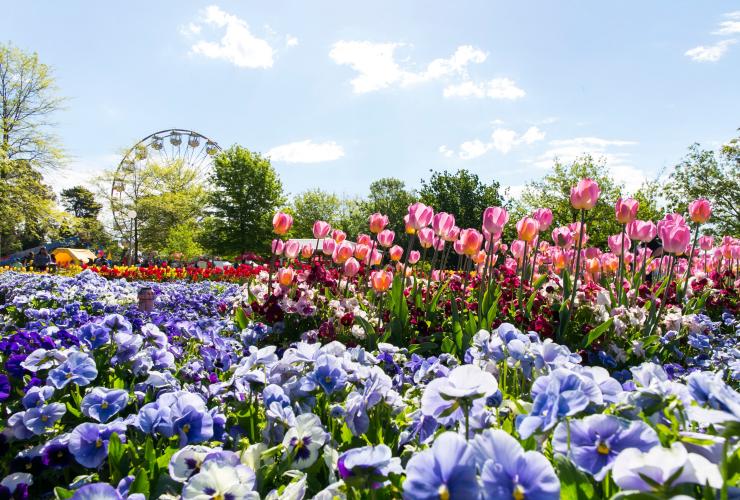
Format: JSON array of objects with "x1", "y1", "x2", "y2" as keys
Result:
[
  {"x1": 207, "y1": 146, "x2": 285, "y2": 254},
  {"x1": 663, "y1": 134, "x2": 740, "y2": 236}
]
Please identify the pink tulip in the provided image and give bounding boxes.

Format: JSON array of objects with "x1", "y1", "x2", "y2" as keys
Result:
[
  {"x1": 608, "y1": 233, "x2": 629, "y2": 256},
  {"x1": 570, "y1": 179, "x2": 601, "y2": 210},
  {"x1": 688, "y1": 198, "x2": 712, "y2": 224},
  {"x1": 377, "y1": 229, "x2": 395, "y2": 248},
  {"x1": 344, "y1": 257, "x2": 360, "y2": 277},
  {"x1": 482, "y1": 206, "x2": 509, "y2": 235},
  {"x1": 312, "y1": 220, "x2": 331, "y2": 239},
  {"x1": 272, "y1": 239, "x2": 285, "y2": 256},
  {"x1": 615, "y1": 198, "x2": 639, "y2": 224},
  {"x1": 516, "y1": 217, "x2": 540, "y2": 243},
  {"x1": 408, "y1": 250, "x2": 421, "y2": 264},
  {"x1": 333, "y1": 229, "x2": 347, "y2": 243},
  {"x1": 699, "y1": 235, "x2": 714, "y2": 251},
  {"x1": 433, "y1": 236, "x2": 445, "y2": 252},
  {"x1": 356, "y1": 233, "x2": 372, "y2": 246},
  {"x1": 333, "y1": 241, "x2": 354, "y2": 264},
  {"x1": 322, "y1": 238, "x2": 336, "y2": 256},
  {"x1": 354, "y1": 244, "x2": 370, "y2": 261},
  {"x1": 277, "y1": 267, "x2": 294, "y2": 286},
  {"x1": 659, "y1": 221, "x2": 692, "y2": 255},
  {"x1": 473, "y1": 250, "x2": 487, "y2": 264},
  {"x1": 453, "y1": 239, "x2": 465, "y2": 255},
  {"x1": 367, "y1": 249, "x2": 382, "y2": 266},
  {"x1": 272, "y1": 212, "x2": 293, "y2": 235},
  {"x1": 368, "y1": 213, "x2": 389, "y2": 234},
  {"x1": 446, "y1": 226, "x2": 461, "y2": 242},
  {"x1": 626, "y1": 220, "x2": 657, "y2": 242},
  {"x1": 510, "y1": 240, "x2": 526, "y2": 260},
  {"x1": 584, "y1": 247, "x2": 601, "y2": 260},
  {"x1": 418, "y1": 228, "x2": 435, "y2": 249},
  {"x1": 459, "y1": 228, "x2": 484, "y2": 256},
  {"x1": 552, "y1": 227, "x2": 574, "y2": 248},
  {"x1": 389, "y1": 245, "x2": 404, "y2": 261},
  {"x1": 301, "y1": 244, "x2": 314, "y2": 259},
  {"x1": 433, "y1": 212, "x2": 456, "y2": 238},
  {"x1": 569, "y1": 222, "x2": 589, "y2": 246},
  {"x1": 531, "y1": 208, "x2": 553, "y2": 232},
  {"x1": 284, "y1": 239, "x2": 301, "y2": 259},
  {"x1": 403, "y1": 214, "x2": 414, "y2": 234},
  {"x1": 370, "y1": 270, "x2": 393, "y2": 292},
  {"x1": 407, "y1": 202, "x2": 434, "y2": 230},
  {"x1": 658, "y1": 213, "x2": 686, "y2": 231}
]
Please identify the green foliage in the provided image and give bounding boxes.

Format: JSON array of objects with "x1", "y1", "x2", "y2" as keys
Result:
[
  {"x1": 419, "y1": 169, "x2": 502, "y2": 232},
  {"x1": 162, "y1": 222, "x2": 203, "y2": 260},
  {"x1": 291, "y1": 188, "x2": 342, "y2": 237},
  {"x1": 208, "y1": 146, "x2": 285, "y2": 254},
  {"x1": 135, "y1": 161, "x2": 209, "y2": 255},
  {"x1": 663, "y1": 134, "x2": 740, "y2": 236},
  {"x1": 0, "y1": 156, "x2": 57, "y2": 254},
  {"x1": 0, "y1": 43, "x2": 64, "y2": 170},
  {"x1": 519, "y1": 155, "x2": 623, "y2": 248},
  {"x1": 60, "y1": 185, "x2": 102, "y2": 219},
  {"x1": 363, "y1": 177, "x2": 414, "y2": 241}
]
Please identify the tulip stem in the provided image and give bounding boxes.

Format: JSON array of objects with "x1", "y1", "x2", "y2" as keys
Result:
[
  {"x1": 681, "y1": 224, "x2": 700, "y2": 301},
  {"x1": 566, "y1": 209, "x2": 586, "y2": 330}
]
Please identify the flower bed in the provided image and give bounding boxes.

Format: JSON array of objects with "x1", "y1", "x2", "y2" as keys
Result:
[
  {"x1": 1, "y1": 181, "x2": 739, "y2": 498},
  {"x1": 0, "y1": 269, "x2": 738, "y2": 499}
]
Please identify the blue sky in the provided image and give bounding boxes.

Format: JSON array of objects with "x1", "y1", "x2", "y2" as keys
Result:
[{"x1": 3, "y1": 1, "x2": 739, "y2": 200}]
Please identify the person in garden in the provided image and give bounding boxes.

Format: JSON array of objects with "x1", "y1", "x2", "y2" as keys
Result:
[{"x1": 32, "y1": 247, "x2": 51, "y2": 272}]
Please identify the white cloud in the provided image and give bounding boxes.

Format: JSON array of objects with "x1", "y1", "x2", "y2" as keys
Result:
[
  {"x1": 713, "y1": 11, "x2": 740, "y2": 35},
  {"x1": 459, "y1": 139, "x2": 492, "y2": 160},
  {"x1": 443, "y1": 77, "x2": 525, "y2": 100},
  {"x1": 530, "y1": 137, "x2": 646, "y2": 192},
  {"x1": 438, "y1": 145, "x2": 454, "y2": 158},
  {"x1": 185, "y1": 5, "x2": 274, "y2": 68},
  {"x1": 443, "y1": 126, "x2": 545, "y2": 160},
  {"x1": 685, "y1": 39, "x2": 736, "y2": 62},
  {"x1": 266, "y1": 140, "x2": 345, "y2": 163},
  {"x1": 329, "y1": 41, "x2": 521, "y2": 98},
  {"x1": 45, "y1": 154, "x2": 121, "y2": 194},
  {"x1": 285, "y1": 35, "x2": 299, "y2": 47}
]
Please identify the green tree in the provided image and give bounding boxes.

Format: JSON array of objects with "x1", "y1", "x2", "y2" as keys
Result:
[
  {"x1": 0, "y1": 156, "x2": 57, "y2": 254},
  {"x1": 291, "y1": 188, "x2": 342, "y2": 237},
  {"x1": 519, "y1": 156, "x2": 622, "y2": 248},
  {"x1": 135, "y1": 161, "x2": 209, "y2": 253},
  {"x1": 0, "y1": 43, "x2": 64, "y2": 170},
  {"x1": 336, "y1": 196, "x2": 370, "y2": 240},
  {"x1": 663, "y1": 136, "x2": 740, "y2": 236},
  {"x1": 163, "y1": 222, "x2": 203, "y2": 260},
  {"x1": 60, "y1": 186, "x2": 102, "y2": 218},
  {"x1": 207, "y1": 146, "x2": 285, "y2": 254},
  {"x1": 419, "y1": 169, "x2": 502, "y2": 231},
  {"x1": 363, "y1": 177, "x2": 414, "y2": 244}
]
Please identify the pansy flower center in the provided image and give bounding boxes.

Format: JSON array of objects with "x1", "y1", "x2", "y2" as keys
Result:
[
  {"x1": 66, "y1": 372, "x2": 73, "y2": 379},
  {"x1": 596, "y1": 441, "x2": 610, "y2": 455},
  {"x1": 182, "y1": 424, "x2": 191, "y2": 434},
  {"x1": 95, "y1": 438, "x2": 103, "y2": 448},
  {"x1": 101, "y1": 401, "x2": 109, "y2": 409},
  {"x1": 438, "y1": 484, "x2": 450, "y2": 500},
  {"x1": 513, "y1": 484, "x2": 526, "y2": 500}
]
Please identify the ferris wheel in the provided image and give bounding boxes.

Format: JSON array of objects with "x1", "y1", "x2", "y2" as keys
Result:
[{"x1": 110, "y1": 128, "x2": 221, "y2": 260}]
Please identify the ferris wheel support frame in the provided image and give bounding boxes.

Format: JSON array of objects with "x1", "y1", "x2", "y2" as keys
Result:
[{"x1": 110, "y1": 128, "x2": 221, "y2": 264}]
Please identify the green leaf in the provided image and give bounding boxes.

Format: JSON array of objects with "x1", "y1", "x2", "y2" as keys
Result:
[
  {"x1": 584, "y1": 317, "x2": 614, "y2": 348},
  {"x1": 235, "y1": 307, "x2": 249, "y2": 330},
  {"x1": 54, "y1": 487, "x2": 75, "y2": 499},
  {"x1": 129, "y1": 468, "x2": 150, "y2": 497},
  {"x1": 107, "y1": 432, "x2": 124, "y2": 483},
  {"x1": 65, "y1": 401, "x2": 81, "y2": 418},
  {"x1": 555, "y1": 455, "x2": 595, "y2": 500}
]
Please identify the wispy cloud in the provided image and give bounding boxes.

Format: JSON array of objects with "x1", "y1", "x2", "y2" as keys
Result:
[
  {"x1": 530, "y1": 137, "x2": 646, "y2": 193},
  {"x1": 183, "y1": 5, "x2": 275, "y2": 68},
  {"x1": 266, "y1": 140, "x2": 345, "y2": 163},
  {"x1": 443, "y1": 78, "x2": 525, "y2": 100},
  {"x1": 440, "y1": 126, "x2": 545, "y2": 160},
  {"x1": 685, "y1": 11, "x2": 738, "y2": 62},
  {"x1": 685, "y1": 39, "x2": 736, "y2": 62},
  {"x1": 329, "y1": 41, "x2": 524, "y2": 99}
]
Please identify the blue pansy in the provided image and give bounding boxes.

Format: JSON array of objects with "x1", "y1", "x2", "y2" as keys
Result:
[
  {"x1": 81, "y1": 387, "x2": 129, "y2": 423},
  {"x1": 48, "y1": 351, "x2": 98, "y2": 389}
]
